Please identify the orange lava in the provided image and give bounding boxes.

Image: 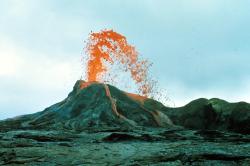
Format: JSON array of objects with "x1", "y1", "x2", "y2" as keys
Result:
[
  {"x1": 79, "y1": 81, "x2": 98, "y2": 89},
  {"x1": 84, "y1": 29, "x2": 153, "y2": 97},
  {"x1": 126, "y1": 92, "x2": 147, "y2": 104}
]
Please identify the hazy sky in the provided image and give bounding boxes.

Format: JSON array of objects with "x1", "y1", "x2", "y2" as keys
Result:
[{"x1": 1, "y1": 0, "x2": 250, "y2": 119}]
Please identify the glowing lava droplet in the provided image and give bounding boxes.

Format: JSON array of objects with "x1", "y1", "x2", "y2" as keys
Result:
[{"x1": 83, "y1": 29, "x2": 156, "y2": 97}]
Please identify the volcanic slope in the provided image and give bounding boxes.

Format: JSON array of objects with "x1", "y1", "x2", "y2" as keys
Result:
[
  {"x1": 1, "y1": 80, "x2": 250, "y2": 134},
  {"x1": 0, "y1": 80, "x2": 174, "y2": 132}
]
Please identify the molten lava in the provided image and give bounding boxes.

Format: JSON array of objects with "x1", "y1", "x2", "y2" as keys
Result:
[
  {"x1": 79, "y1": 81, "x2": 98, "y2": 89},
  {"x1": 84, "y1": 29, "x2": 153, "y2": 97},
  {"x1": 126, "y1": 92, "x2": 147, "y2": 105}
]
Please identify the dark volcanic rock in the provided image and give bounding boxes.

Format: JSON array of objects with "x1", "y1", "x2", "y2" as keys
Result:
[
  {"x1": 1, "y1": 80, "x2": 249, "y2": 134},
  {"x1": 162, "y1": 98, "x2": 250, "y2": 134},
  {"x1": 0, "y1": 128, "x2": 249, "y2": 165},
  {"x1": 0, "y1": 80, "x2": 174, "y2": 131},
  {"x1": 0, "y1": 80, "x2": 249, "y2": 165}
]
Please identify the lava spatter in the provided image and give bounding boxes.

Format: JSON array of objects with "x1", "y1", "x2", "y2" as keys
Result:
[{"x1": 84, "y1": 29, "x2": 154, "y2": 97}]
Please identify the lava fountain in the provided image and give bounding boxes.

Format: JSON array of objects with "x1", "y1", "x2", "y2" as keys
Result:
[{"x1": 83, "y1": 29, "x2": 161, "y2": 99}]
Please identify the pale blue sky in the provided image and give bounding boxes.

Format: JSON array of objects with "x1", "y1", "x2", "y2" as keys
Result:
[{"x1": 1, "y1": 0, "x2": 250, "y2": 119}]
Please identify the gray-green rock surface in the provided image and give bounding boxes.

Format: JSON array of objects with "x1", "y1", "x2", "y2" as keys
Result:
[{"x1": 0, "y1": 80, "x2": 249, "y2": 165}]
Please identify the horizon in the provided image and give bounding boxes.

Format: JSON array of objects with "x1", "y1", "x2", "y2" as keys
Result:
[{"x1": 1, "y1": 0, "x2": 250, "y2": 120}]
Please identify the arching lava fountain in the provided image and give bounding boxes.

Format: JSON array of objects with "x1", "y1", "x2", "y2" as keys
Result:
[{"x1": 83, "y1": 29, "x2": 166, "y2": 102}]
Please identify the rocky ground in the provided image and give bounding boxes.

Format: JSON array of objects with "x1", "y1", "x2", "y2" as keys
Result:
[
  {"x1": 0, "y1": 127, "x2": 250, "y2": 165},
  {"x1": 0, "y1": 80, "x2": 249, "y2": 165}
]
